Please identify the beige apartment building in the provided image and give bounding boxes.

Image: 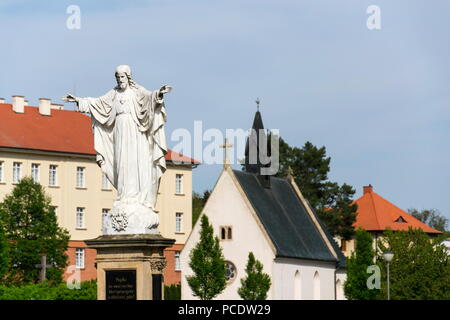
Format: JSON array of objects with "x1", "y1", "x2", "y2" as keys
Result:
[{"x1": 0, "y1": 96, "x2": 198, "y2": 284}]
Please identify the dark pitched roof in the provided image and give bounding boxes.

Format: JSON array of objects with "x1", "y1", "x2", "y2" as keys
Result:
[{"x1": 233, "y1": 169, "x2": 346, "y2": 267}]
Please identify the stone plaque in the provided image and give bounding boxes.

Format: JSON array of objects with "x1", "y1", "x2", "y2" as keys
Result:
[{"x1": 106, "y1": 270, "x2": 136, "y2": 300}]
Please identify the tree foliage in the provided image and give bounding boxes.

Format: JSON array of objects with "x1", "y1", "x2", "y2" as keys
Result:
[
  {"x1": 407, "y1": 208, "x2": 448, "y2": 232},
  {"x1": 186, "y1": 215, "x2": 226, "y2": 300},
  {"x1": 377, "y1": 228, "x2": 450, "y2": 300},
  {"x1": 238, "y1": 252, "x2": 271, "y2": 300},
  {"x1": 0, "y1": 177, "x2": 70, "y2": 284},
  {"x1": 344, "y1": 228, "x2": 378, "y2": 300},
  {"x1": 274, "y1": 137, "x2": 357, "y2": 239},
  {"x1": 192, "y1": 190, "x2": 211, "y2": 227},
  {"x1": 0, "y1": 222, "x2": 9, "y2": 281}
]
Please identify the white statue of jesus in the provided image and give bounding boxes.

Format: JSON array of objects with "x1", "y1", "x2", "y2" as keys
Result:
[{"x1": 63, "y1": 65, "x2": 172, "y2": 235}]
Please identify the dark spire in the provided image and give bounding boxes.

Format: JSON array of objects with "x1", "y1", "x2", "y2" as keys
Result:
[{"x1": 244, "y1": 100, "x2": 271, "y2": 188}]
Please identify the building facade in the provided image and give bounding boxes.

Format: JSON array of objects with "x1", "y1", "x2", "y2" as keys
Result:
[{"x1": 0, "y1": 97, "x2": 197, "y2": 284}]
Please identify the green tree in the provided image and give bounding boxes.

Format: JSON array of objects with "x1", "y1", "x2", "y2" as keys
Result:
[
  {"x1": 274, "y1": 137, "x2": 357, "y2": 239},
  {"x1": 407, "y1": 208, "x2": 448, "y2": 232},
  {"x1": 0, "y1": 222, "x2": 9, "y2": 281},
  {"x1": 0, "y1": 177, "x2": 70, "y2": 284},
  {"x1": 186, "y1": 215, "x2": 226, "y2": 300},
  {"x1": 192, "y1": 190, "x2": 211, "y2": 227},
  {"x1": 344, "y1": 228, "x2": 378, "y2": 300},
  {"x1": 377, "y1": 228, "x2": 450, "y2": 300},
  {"x1": 238, "y1": 252, "x2": 271, "y2": 300}
]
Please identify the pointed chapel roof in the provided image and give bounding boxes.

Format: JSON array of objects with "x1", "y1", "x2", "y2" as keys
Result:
[
  {"x1": 354, "y1": 185, "x2": 442, "y2": 234},
  {"x1": 238, "y1": 107, "x2": 344, "y2": 266},
  {"x1": 233, "y1": 169, "x2": 346, "y2": 267},
  {"x1": 244, "y1": 108, "x2": 269, "y2": 175}
]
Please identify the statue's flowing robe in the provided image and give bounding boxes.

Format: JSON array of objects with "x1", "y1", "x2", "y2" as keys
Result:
[{"x1": 77, "y1": 85, "x2": 167, "y2": 211}]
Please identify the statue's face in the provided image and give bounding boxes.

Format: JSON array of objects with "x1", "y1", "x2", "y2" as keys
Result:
[{"x1": 115, "y1": 72, "x2": 129, "y2": 90}]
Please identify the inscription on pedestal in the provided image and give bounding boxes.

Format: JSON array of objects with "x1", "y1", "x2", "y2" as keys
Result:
[{"x1": 106, "y1": 270, "x2": 136, "y2": 300}]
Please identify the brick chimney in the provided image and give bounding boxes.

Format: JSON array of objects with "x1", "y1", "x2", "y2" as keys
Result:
[
  {"x1": 39, "y1": 98, "x2": 51, "y2": 116},
  {"x1": 12, "y1": 95, "x2": 25, "y2": 113},
  {"x1": 363, "y1": 184, "x2": 373, "y2": 194}
]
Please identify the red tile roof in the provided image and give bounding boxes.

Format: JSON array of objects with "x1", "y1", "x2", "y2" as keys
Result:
[
  {"x1": 354, "y1": 185, "x2": 441, "y2": 234},
  {"x1": 0, "y1": 103, "x2": 199, "y2": 164}
]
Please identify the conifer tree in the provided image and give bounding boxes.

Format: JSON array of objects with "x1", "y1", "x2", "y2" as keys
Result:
[
  {"x1": 238, "y1": 252, "x2": 271, "y2": 300},
  {"x1": 344, "y1": 228, "x2": 378, "y2": 300},
  {"x1": 0, "y1": 177, "x2": 70, "y2": 284},
  {"x1": 186, "y1": 215, "x2": 226, "y2": 300}
]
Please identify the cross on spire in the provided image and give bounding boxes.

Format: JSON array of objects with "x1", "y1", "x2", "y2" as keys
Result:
[{"x1": 219, "y1": 138, "x2": 233, "y2": 169}]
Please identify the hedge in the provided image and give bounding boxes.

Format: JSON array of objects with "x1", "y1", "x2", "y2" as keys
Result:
[{"x1": 0, "y1": 280, "x2": 97, "y2": 300}]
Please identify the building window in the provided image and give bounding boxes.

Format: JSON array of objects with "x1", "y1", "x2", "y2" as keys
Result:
[
  {"x1": 220, "y1": 226, "x2": 232, "y2": 240},
  {"x1": 76, "y1": 167, "x2": 85, "y2": 188},
  {"x1": 175, "y1": 174, "x2": 183, "y2": 194},
  {"x1": 225, "y1": 261, "x2": 237, "y2": 282},
  {"x1": 31, "y1": 163, "x2": 40, "y2": 183},
  {"x1": 76, "y1": 207, "x2": 85, "y2": 229},
  {"x1": 75, "y1": 248, "x2": 85, "y2": 269},
  {"x1": 0, "y1": 161, "x2": 4, "y2": 182},
  {"x1": 175, "y1": 251, "x2": 181, "y2": 271},
  {"x1": 49, "y1": 165, "x2": 57, "y2": 186},
  {"x1": 102, "y1": 173, "x2": 111, "y2": 190},
  {"x1": 175, "y1": 213, "x2": 183, "y2": 233},
  {"x1": 13, "y1": 162, "x2": 22, "y2": 184}
]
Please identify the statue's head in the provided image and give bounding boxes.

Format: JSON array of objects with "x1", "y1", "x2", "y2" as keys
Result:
[{"x1": 115, "y1": 65, "x2": 132, "y2": 90}]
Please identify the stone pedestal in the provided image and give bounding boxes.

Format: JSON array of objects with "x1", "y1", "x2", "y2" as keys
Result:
[{"x1": 85, "y1": 234, "x2": 175, "y2": 300}]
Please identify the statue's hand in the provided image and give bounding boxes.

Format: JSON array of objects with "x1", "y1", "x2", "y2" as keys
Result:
[
  {"x1": 159, "y1": 85, "x2": 172, "y2": 95},
  {"x1": 62, "y1": 93, "x2": 78, "y2": 103}
]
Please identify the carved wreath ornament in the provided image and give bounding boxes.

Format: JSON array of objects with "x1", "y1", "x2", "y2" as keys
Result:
[
  {"x1": 150, "y1": 258, "x2": 167, "y2": 272},
  {"x1": 110, "y1": 209, "x2": 128, "y2": 232}
]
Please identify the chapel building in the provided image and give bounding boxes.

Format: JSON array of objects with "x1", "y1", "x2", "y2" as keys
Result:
[{"x1": 181, "y1": 109, "x2": 347, "y2": 300}]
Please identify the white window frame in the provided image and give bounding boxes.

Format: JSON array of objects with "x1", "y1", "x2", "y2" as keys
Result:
[
  {"x1": 31, "y1": 163, "x2": 40, "y2": 183},
  {"x1": 75, "y1": 248, "x2": 85, "y2": 269},
  {"x1": 175, "y1": 251, "x2": 181, "y2": 271},
  {"x1": 76, "y1": 167, "x2": 85, "y2": 188},
  {"x1": 13, "y1": 162, "x2": 22, "y2": 184},
  {"x1": 175, "y1": 212, "x2": 183, "y2": 233},
  {"x1": 0, "y1": 161, "x2": 4, "y2": 182},
  {"x1": 175, "y1": 174, "x2": 183, "y2": 194},
  {"x1": 49, "y1": 165, "x2": 57, "y2": 186},
  {"x1": 76, "y1": 207, "x2": 85, "y2": 229}
]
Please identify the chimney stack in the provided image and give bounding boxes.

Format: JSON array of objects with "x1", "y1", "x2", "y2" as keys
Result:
[
  {"x1": 39, "y1": 98, "x2": 51, "y2": 116},
  {"x1": 363, "y1": 184, "x2": 373, "y2": 194},
  {"x1": 12, "y1": 95, "x2": 25, "y2": 113},
  {"x1": 24, "y1": 99, "x2": 29, "y2": 106},
  {"x1": 0, "y1": 98, "x2": 5, "y2": 104}
]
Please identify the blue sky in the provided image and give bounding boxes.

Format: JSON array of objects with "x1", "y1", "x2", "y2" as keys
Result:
[{"x1": 1, "y1": 0, "x2": 449, "y2": 221}]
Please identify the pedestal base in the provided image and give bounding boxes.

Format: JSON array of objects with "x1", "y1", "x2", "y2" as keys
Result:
[{"x1": 85, "y1": 234, "x2": 175, "y2": 300}]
